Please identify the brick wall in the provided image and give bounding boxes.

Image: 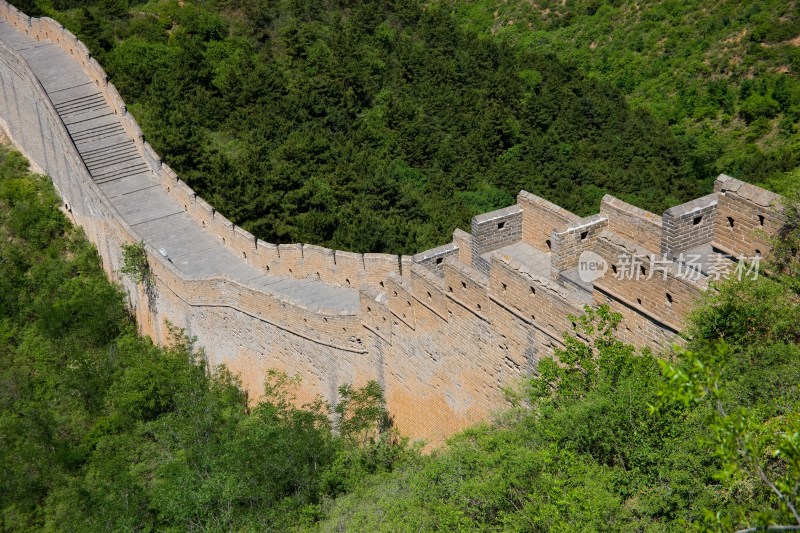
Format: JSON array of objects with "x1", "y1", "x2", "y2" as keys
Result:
[
  {"x1": 661, "y1": 193, "x2": 717, "y2": 259},
  {"x1": 713, "y1": 175, "x2": 782, "y2": 259},
  {"x1": 518, "y1": 191, "x2": 579, "y2": 253},
  {"x1": 592, "y1": 231, "x2": 706, "y2": 337},
  {"x1": 600, "y1": 195, "x2": 662, "y2": 253},
  {"x1": 412, "y1": 242, "x2": 459, "y2": 276},
  {"x1": 452, "y1": 228, "x2": 473, "y2": 266},
  {"x1": 551, "y1": 214, "x2": 608, "y2": 271},
  {"x1": 0, "y1": 2, "x2": 789, "y2": 447},
  {"x1": 470, "y1": 205, "x2": 523, "y2": 275}
]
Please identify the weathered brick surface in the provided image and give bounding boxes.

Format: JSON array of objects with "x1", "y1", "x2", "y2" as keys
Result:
[
  {"x1": 230, "y1": 226, "x2": 257, "y2": 260},
  {"x1": 551, "y1": 214, "x2": 608, "y2": 271},
  {"x1": 593, "y1": 231, "x2": 706, "y2": 335},
  {"x1": 661, "y1": 194, "x2": 717, "y2": 259},
  {"x1": 386, "y1": 273, "x2": 416, "y2": 330},
  {"x1": 412, "y1": 242, "x2": 458, "y2": 276},
  {"x1": 443, "y1": 258, "x2": 490, "y2": 320},
  {"x1": 333, "y1": 250, "x2": 364, "y2": 288},
  {"x1": 518, "y1": 191, "x2": 579, "y2": 252},
  {"x1": 452, "y1": 228, "x2": 473, "y2": 266},
  {"x1": 470, "y1": 205, "x2": 523, "y2": 274},
  {"x1": 0, "y1": 3, "x2": 788, "y2": 447},
  {"x1": 303, "y1": 244, "x2": 336, "y2": 282},
  {"x1": 601, "y1": 195, "x2": 662, "y2": 253},
  {"x1": 276, "y1": 243, "x2": 302, "y2": 276},
  {"x1": 252, "y1": 240, "x2": 279, "y2": 272},
  {"x1": 713, "y1": 175, "x2": 782, "y2": 259},
  {"x1": 363, "y1": 253, "x2": 401, "y2": 288},
  {"x1": 489, "y1": 255, "x2": 584, "y2": 345}
]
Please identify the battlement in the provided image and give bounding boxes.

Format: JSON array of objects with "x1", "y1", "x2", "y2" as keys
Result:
[{"x1": 0, "y1": 2, "x2": 787, "y2": 446}]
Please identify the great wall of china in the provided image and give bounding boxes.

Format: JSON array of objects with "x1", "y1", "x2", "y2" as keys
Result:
[{"x1": 0, "y1": 1, "x2": 786, "y2": 444}]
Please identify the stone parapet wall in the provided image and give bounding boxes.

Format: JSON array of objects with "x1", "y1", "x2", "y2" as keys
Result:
[
  {"x1": 412, "y1": 242, "x2": 459, "y2": 276},
  {"x1": 0, "y1": 1, "x2": 788, "y2": 446},
  {"x1": 551, "y1": 213, "x2": 608, "y2": 272},
  {"x1": 592, "y1": 231, "x2": 706, "y2": 338},
  {"x1": 470, "y1": 205, "x2": 523, "y2": 275},
  {"x1": 600, "y1": 195, "x2": 662, "y2": 253},
  {"x1": 518, "y1": 190, "x2": 579, "y2": 253},
  {"x1": 661, "y1": 193, "x2": 718, "y2": 259},
  {"x1": 713, "y1": 175, "x2": 782, "y2": 259}
]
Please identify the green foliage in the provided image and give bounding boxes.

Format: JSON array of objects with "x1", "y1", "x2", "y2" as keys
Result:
[
  {"x1": 740, "y1": 93, "x2": 782, "y2": 124},
  {"x1": 657, "y1": 343, "x2": 800, "y2": 529},
  {"x1": 529, "y1": 305, "x2": 637, "y2": 403},
  {"x1": 27, "y1": 0, "x2": 709, "y2": 254},
  {"x1": 335, "y1": 380, "x2": 391, "y2": 445},
  {"x1": 768, "y1": 193, "x2": 800, "y2": 294},
  {"x1": 444, "y1": 0, "x2": 800, "y2": 188},
  {"x1": 657, "y1": 241, "x2": 800, "y2": 529},
  {"x1": 119, "y1": 239, "x2": 150, "y2": 285}
]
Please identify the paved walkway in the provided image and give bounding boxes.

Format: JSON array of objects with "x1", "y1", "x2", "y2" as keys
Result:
[
  {"x1": 482, "y1": 242, "x2": 552, "y2": 279},
  {"x1": 0, "y1": 20, "x2": 359, "y2": 312}
]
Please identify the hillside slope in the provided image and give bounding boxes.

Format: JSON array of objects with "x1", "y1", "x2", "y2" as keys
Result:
[{"x1": 445, "y1": 0, "x2": 800, "y2": 192}]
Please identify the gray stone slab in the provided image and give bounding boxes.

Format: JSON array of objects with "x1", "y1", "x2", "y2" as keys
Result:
[
  {"x1": 250, "y1": 275, "x2": 306, "y2": 289},
  {"x1": 483, "y1": 241, "x2": 552, "y2": 279},
  {"x1": 83, "y1": 146, "x2": 141, "y2": 173},
  {"x1": 47, "y1": 82, "x2": 97, "y2": 105},
  {"x1": 78, "y1": 137, "x2": 135, "y2": 156},
  {"x1": 136, "y1": 214, "x2": 221, "y2": 259},
  {"x1": 87, "y1": 157, "x2": 148, "y2": 180},
  {"x1": 0, "y1": 25, "x2": 54, "y2": 54},
  {"x1": 682, "y1": 243, "x2": 715, "y2": 276},
  {"x1": 170, "y1": 247, "x2": 264, "y2": 281},
  {"x1": 62, "y1": 109, "x2": 115, "y2": 128},
  {"x1": 98, "y1": 175, "x2": 157, "y2": 198},
  {"x1": 74, "y1": 131, "x2": 128, "y2": 149},
  {"x1": 559, "y1": 267, "x2": 594, "y2": 305},
  {"x1": 109, "y1": 187, "x2": 183, "y2": 226},
  {"x1": 18, "y1": 45, "x2": 88, "y2": 92}
]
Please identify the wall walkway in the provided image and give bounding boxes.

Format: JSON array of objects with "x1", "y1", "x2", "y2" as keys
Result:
[{"x1": 0, "y1": 2, "x2": 785, "y2": 444}]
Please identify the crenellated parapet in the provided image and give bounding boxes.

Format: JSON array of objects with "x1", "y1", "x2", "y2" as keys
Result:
[{"x1": 0, "y1": 1, "x2": 787, "y2": 445}]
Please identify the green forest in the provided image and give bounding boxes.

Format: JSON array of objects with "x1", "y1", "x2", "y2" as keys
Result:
[
  {"x1": 2, "y1": 0, "x2": 800, "y2": 530},
  {"x1": 11, "y1": 0, "x2": 800, "y2": 253}
]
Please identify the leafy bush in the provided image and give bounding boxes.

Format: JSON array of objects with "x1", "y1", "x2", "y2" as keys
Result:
[
  {"x1": 120, "y1": 239, "x2": 150, "y2": 285},
  {"x1": 740, "y1": 93, "x2": 782, "y2": 123}
]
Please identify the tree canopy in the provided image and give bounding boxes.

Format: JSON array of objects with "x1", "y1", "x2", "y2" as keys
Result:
[{"x1": 28, "y1": 0, "x2": 719, "y2": 253}]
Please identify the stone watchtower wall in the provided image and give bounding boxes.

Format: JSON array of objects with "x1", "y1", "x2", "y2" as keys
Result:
[{"x1": 0, "y1": 2, "x2": 787, "y2": 445}]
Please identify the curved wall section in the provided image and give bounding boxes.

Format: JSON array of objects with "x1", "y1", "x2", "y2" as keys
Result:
[
  {"x1": 0, "y1": 1, "x2": 786, "y2": 445},
  {"x1": 0, "y1": 3, "x2": 377, "y2": 419}
]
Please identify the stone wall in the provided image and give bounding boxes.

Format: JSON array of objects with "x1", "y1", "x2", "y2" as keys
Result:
[
  {"x1": 551, "y1": 214, "x2": 608, "y2": 272},
  {"x1": 0, "y1": 1, "x2": 788, "y2": 447},
  {"x1": 600, "y1": 195, "x2": 662, "y2": 253},
  {"x1": 470, "y1": 205, "x2": 523, "y2": 275},
  {"x1": 661, "y1": 194, "x2": 718, "y2": 259},
  {"x1": 518, "y1": 190, "x2": 579, "y2": 253},
  {"x1": 412, "y1": 242, "x2": 459, "y2": 276},
  {"x1": 713, "y1": 175, "x2": 782, "y2": 259}
]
